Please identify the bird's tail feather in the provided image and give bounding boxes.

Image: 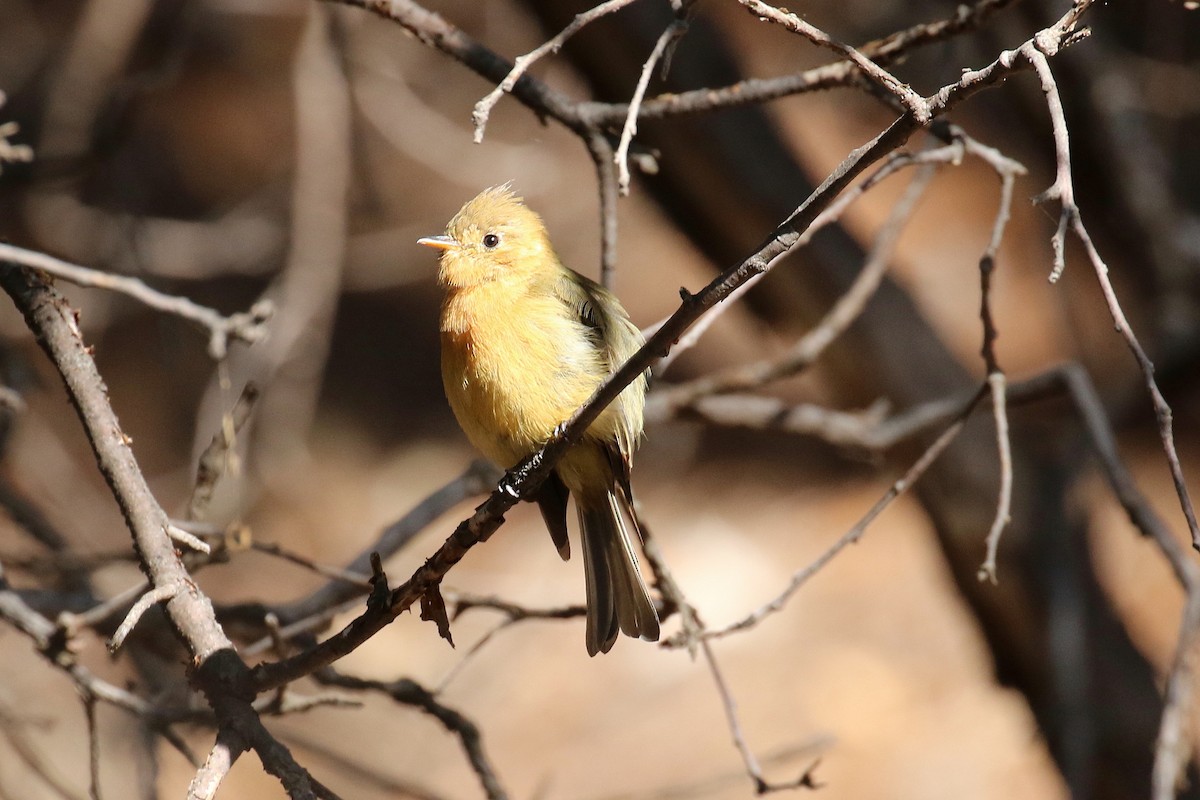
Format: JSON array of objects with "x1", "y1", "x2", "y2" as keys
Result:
[{"x1": 578, "y1": 492, "x2": 660, "y2": 656}]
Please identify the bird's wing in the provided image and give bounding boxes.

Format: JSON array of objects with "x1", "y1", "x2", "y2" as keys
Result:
[{"x1": 550, "y1": 270, "x2": 647, "y2": 461}]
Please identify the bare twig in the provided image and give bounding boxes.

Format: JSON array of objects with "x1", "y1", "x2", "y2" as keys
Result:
[
  {"x1": 636, "y1": 516, "x2": 701, "y2": 654},
  {"x1": 187, "y1": 731, "x2": 241, "y2": 800},
  {"x1": 248, "y1": 541, "x2": 372, "y2": 589},
  {"x1": 430, "y1": 593, "x2": 590, "y2": 691},
  {"x1": 446, "y1": 592, "x2": 587, "y2": 623},
  {"x1": 1026, "y1": 39, "x2": 1199, "y2": 550},
  {"x1": 700, "y1": 639, "x2": 820, "y2": 793},
  {"x1": 738, "y1": 0, "x2": 930, "y2": 122},
  {"x1": 649, "y1": 139, "x2": 948, "y2": 416},
  {"x1": 0, "y1": 243, "x2": 271, "y2": 359},
  {"x1": 578, "y1": 0, "x2": 1023, "y2": 126},
  {"x1": 615, "y1": 19, "x2": 688, "y2": 194},
  {"x1": 471, "y1": 0, "x2": 641, "y2": 142},
  {"x1": 84, "y1": 693, "x2": 102, "y2": 800},
  {"x1": 1075, "y1": 212, "x2": 1200, "y2": 550},
  {"x1": 977, "y1": 372, "x2": 1012, "y2": 584},
  {"x1": 973, "y1": 143, "x2": 1022, "y2": 583},
  {"x1": 108, "y1": 585, "x2": 177, "y2": 654},
  {"x1": 166, "y1": 524, "x2": 211, "y2": 555}
]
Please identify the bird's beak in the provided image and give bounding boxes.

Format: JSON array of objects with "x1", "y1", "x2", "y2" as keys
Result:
[{"x1": 418, "y1": 235, "x2": 458, "y2": 251}]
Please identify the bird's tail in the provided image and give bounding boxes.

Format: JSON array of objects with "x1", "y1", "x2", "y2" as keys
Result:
[{"x1": 577, "y1": 490, "x2": 660, "y2": 656}]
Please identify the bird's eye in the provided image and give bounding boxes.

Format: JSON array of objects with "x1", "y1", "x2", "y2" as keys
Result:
[{"x1": 482, "y1": 233, "x2": 500, "y2": 249}]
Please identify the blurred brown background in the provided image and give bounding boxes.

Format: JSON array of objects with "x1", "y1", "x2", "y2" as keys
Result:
[{"x1": 0, "y1": 0, "x2": 1198, "y2": 798}]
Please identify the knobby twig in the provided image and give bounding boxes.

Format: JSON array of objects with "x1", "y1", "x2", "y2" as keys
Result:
[
  {"x1": 1026, "y1": 47, "x2": 1199, "y2": 552},
  {"x1": 973, "y1": 138, "x2": 1024, "y2": 583}
]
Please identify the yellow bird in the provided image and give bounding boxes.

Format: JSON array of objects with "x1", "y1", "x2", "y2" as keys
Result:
[{"x1": 419, "y1": 185, "x2": 660, "y2": 655}]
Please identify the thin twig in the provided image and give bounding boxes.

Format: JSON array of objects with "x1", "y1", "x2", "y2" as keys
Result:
[
  {"x1": 315, "y1": 669, "x2": 508, "y2": 800},
  {"x1": 694, "y1": 385, "x2": 989, "y2": 642},
  {"x1": 649, "y1": 139, "x2": 950, "y2": 415},
  {"x1": 738, "y1": 0, "x2": 930, "y2": 122},
  {"x1": 248, "y1": 541, "x2": 373, "y2": 589},
  {"x1": 1026, "y1": 40, "x2": 1199, "y2": 550},
  {"x1": 186, "y1": 731, "x2": 241, "y2": 800},
  {"x1": 84, "y1": 693, "x2": 102, "y2": 800},
  {"x1": 977, "y1": 372, "x2": 1012, "y2": 583},
  {"x1": 0, "y1": 243, "x2": 271, "y2": 359},
  {"x1": 638, "y1": 515, "x2": 702, "y2": 654},
  {"x1": 700, "y1": 639, "x2": 820, "y2": 793},
  {"x1": 577, "y1": 0, "x2": 1023, "y2": 126},
  {"x1": 108, "y1": 585, "x2": 177, "y2": 654},
  {"x1": 615, "y1": 19, "x2": 688, "y2": 194},
  {"x1": 973, "y1": 144, "x2": 1021, "y2": 583},
  {"x1": 166, "y1": 524, "x2": 211, "y2": 555},
  {"x1": 471, "y1": 0, "x2": 642, "y2": 142}
]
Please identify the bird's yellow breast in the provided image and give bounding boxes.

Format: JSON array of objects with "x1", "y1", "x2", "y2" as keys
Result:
[{"x1": 440, "y1": 280, "x2": 614, "y2": 469}]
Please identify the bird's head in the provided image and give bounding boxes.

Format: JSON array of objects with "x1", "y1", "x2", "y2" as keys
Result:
[{"x1": 419, "y1": 184, "x2": 554, "y2": 288}]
